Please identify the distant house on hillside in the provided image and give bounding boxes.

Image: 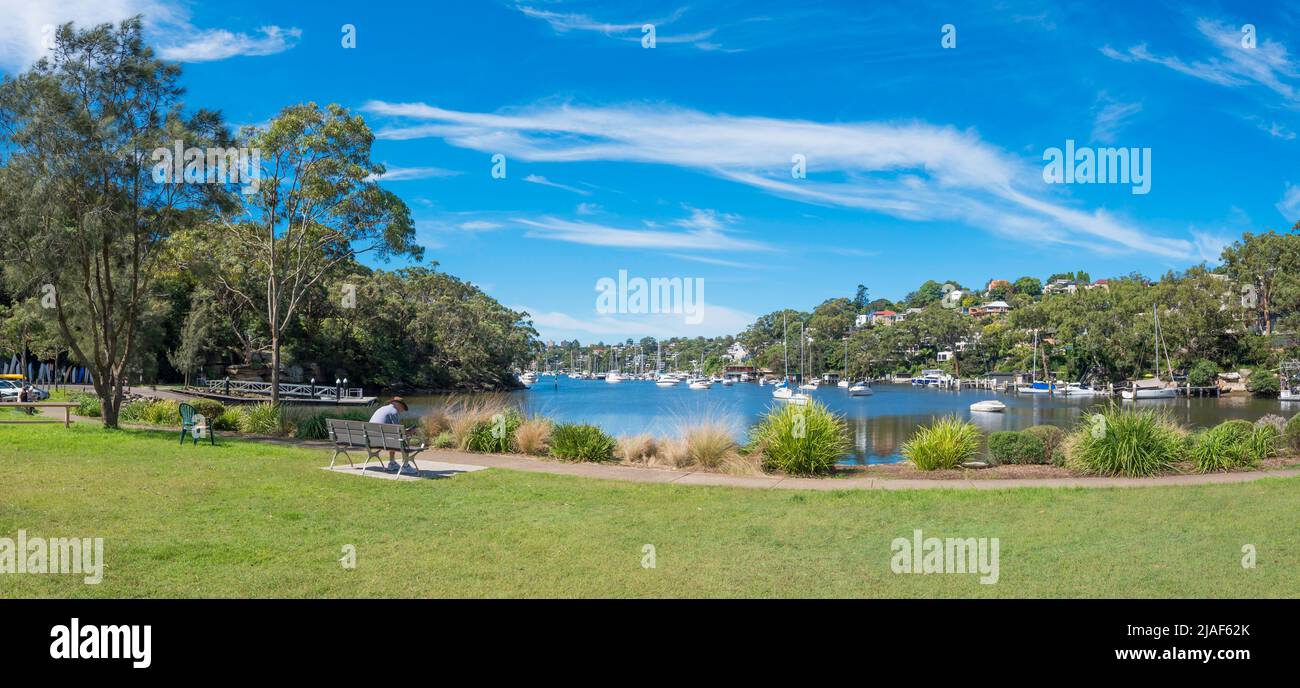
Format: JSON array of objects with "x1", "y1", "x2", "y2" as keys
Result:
[
  {"x1": 985, "y1": 279, "x2": 1011, "y2": 295},
  {"x1": 1044, "y1": 279, "x2": 1079, "y2": 296},
  {"x1": 725, "y1": 342, "x2": 749, "y2": 362},
  {"x1": 968, "y1": 300, "x2": 1012, "y2": 318},
  {"x1": 871, "y1": 310, "x2": 899, "y2": 326},
  {"x1": 854, "y1": 313, "x2": 869, "y2": 328}
]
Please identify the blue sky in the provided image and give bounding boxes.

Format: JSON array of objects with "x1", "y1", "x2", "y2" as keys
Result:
[{"x1": 4, "y1": 1, "x2": 1300, "y2": 343}]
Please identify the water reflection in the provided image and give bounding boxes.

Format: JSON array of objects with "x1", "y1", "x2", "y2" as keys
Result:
[{"x1": 400, "y1": 377, "x2": 1291, "y2": 465}]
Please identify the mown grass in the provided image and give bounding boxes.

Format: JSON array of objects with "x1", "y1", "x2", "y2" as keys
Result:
[{"x1": 1, "y1": 424, "x2": 1298, "y2": 598}]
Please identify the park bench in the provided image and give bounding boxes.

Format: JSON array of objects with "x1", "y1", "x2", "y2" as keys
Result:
[
  {"x1": 0, "y1": 401, "x2": 79, "y2": 428},
  {"x1": 326, "y1": 418, "x2": 425, "y2": 474}
]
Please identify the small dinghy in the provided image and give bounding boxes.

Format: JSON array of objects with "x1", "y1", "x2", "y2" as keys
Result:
[{"x1": 969, "y1": 400, "x2": 1006, "y2": 413}]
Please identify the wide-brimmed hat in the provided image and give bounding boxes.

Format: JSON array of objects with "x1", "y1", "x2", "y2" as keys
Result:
[{"x1": 389, "y1": 396, "x2": 408, "y2": 410}]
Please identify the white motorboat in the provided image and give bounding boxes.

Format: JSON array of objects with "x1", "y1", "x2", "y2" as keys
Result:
[
  {"x1": 1060, "y1": 382, "x2": 1107, "y2": 396},
  {"x1": 847, "y1": 382, "x2": 873, "y2": 396},
  {"x1": 605, "y1": 372, "x2": 624, "y2": 384},
  {"x1": 721, "y1": 378, "x2": 734, "y2": 386},
  {"x1": 837, "y1": 380, "x2": 850, "y2": 388},
  {"x1": 655, "y1": 378, "x2": 678, "y2": 388},
  {"x1": 688, "y1": 379, "x2": 712, "y2": 390},
  {"x1": 773, "y1": 386, "x2": 809, "y2": 404},
  {"x1": 969, "y1": 400, "x2": 1006, "y2": 413}
]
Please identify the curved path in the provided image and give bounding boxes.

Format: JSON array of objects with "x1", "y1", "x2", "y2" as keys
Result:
[
  {"x1": 40, "y1": 405, "x2": 1300, "y2": 491},
  {"x1": 406, "y1": 447, "x2": 1300, "y2": 491}
]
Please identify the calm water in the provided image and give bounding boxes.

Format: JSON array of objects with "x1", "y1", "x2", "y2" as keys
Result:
[{"x1": 402, "y1": 377, "x2": 1296, "y2": 465}]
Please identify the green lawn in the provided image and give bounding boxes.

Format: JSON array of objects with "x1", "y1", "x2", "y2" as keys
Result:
[{"x1": 1, "y1": 424, "x2": 1297, "y2": 598}]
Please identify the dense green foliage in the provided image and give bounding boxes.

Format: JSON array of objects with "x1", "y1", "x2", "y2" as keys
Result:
[
  {"x1": 548, "y1": 424, "x2": 617, "y2": 462},
  {"x1": 1022, "y1": 425, "x2": 1067, "y2": 465},
  {"x1": 1067, "y1": 406, "x2": 1184, "y2": 477},
  {"x1": 1190, "y1": 420, "x2": 1278, "y2": 472},
  {"x1": 749, "y1": 401, "x2": 849, "y2": 476},
  {"x1": 464, "y1": 410, "x2": 524, "y2": 453},
  {"x1": 987, "y1": 431, "x2": 1047, "y2": 465},
  {"x1": 901, "y1": 416, "x2": 982, "y2": 470}
]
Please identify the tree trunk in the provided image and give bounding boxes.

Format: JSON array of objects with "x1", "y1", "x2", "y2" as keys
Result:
[{"x1": 270, "y1": 335, "x2": 281, "y2": 405}]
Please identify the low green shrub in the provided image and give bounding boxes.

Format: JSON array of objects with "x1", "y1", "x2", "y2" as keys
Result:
[
  {"x1": 189, "y1": 399, "x2": 226, "y2": 420},
  {"x1": 1248, "y1": 424, "x2": 1282, "y2": 463},
  {"x1": 213, "y1": 410, "x2": 241, "y2": 431},
  {"x1": 432, "y1": 431, "x2": 456, "y2": 449},
  {"x1": 70, "y1": 393, "x2": 101, "y2": 418},
  {"x1": 464, "y1": 410, "x2": 523, "y2": 453},
  {"x1": 548, "y1": 423, "x2": 616, "y2": 462},
  {"x1": 1022, "y1": 424, "x2": 1067, "y2": 465},
  {"x1": 1285, "y1": 413, "x2": 1300, "y2": 452},
  {"x1": 1186, "y1": 359, "x2": 1220, "y2": 388},
  {"x1": 1247, "y1": 368, "x2": 1280, "y2": 397},
  {"x1": 119, "y1": 399, "x2": 181, "y2": 426},
  {"x1": 987, "y1": 431, "x2": 1046, "y2": 465},
  {"x1": 901, "y1": 416, "x2": 982, "y2": 470},
  {"x1": 236, "y1": 402, "x2": 282, "y2": 435},
  {"x1": 1067, "y1": 405, "x2": 1183, "y2": 477},
  {"x1": 1190, "y1": 420, "x2": 1277, "y2": 472},
  {"x1": 285, "y1": 409, "x2": 372, "y2": 440},
  {"x1": 750, "y1": 401, "x2": 848, "y2": 476}
]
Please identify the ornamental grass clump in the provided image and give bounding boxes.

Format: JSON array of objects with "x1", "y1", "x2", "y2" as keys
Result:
[
  {"x1": 1190, "y1": 420, "x2": 1278, "y2": 473},
  {"x1": 548, "y1": 423, "x2": 616, "y2": 462},
  {"x1": 1066, "y1": 405, "x2": 1182, "y2": 477},
  {"x1": 464, "y1": 409, "x2": 523, "y2": 453},
  {"x1": 511, "y1": 417, "x2": 553, "y2": 455},
  {"x1": 901, "y1": 416, "x2": 982, "y2": 470},
  {"x1": 749, "y1": 400, "x2": 848, "y2": 476}
]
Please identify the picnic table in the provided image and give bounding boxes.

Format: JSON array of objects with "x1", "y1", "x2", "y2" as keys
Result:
[{"x1": 0, "y1": 402, "x2": 79, "y2": 428}]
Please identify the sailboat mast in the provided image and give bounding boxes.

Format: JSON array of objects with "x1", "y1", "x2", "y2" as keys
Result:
[{"x1": 782, "y1": 313, "x2": 789, "y2": 382}]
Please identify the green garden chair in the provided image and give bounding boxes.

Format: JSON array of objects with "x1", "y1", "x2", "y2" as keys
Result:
[{"x1": 178, "y1": 402, "x2": 215, "y2": 446}]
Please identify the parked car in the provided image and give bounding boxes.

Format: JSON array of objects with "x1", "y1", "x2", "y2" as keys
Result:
[{"x1": 0, "y1": 379, "x2": 50, "y2": 401}]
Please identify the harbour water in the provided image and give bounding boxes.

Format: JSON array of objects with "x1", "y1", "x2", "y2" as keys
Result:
[{"x1": 402, "y1": 377, "x2": 1296, "y2": 464}]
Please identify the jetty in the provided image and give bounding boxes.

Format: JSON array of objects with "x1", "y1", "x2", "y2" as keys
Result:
[{"x1": 186, "y1": 379, "x2": 377, "y2": 405}]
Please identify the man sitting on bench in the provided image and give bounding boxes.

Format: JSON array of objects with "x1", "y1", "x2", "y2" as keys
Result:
[{"x1": 369, "y1": 397, "x2": 411, "y2": 473}]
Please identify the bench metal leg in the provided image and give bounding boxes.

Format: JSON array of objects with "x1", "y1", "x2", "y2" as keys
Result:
[{"x1": 329, "y1": 448, "x2": 354, "y2": 470}]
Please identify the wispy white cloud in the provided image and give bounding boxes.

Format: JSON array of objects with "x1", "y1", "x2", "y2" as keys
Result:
[
  {"x1": 156, "y1": 25, "x2": 300, "y2": 62},
  {"x1": 1277, "y1": 183, "x2": 1300, "y2": 222},
  {"x1": 1246, "y1": 116, "x2": 1297, "y2": 140},
  {"x1": 366, "y1": 165, "x2": 461, "y2": 182},
  {"x1": 0, "y1": 0, "x2": 299, "y2": 71},
  {"x1": 515, "y1": 302, "x2": 757, "y2": 340},
  {"x1": 1090, "y1": 94, "x2": 1142, "y2": 144},
  {"x1": 362, "y1": 99, "x2": 1193, "y2": 258},
  {"x1": 524, "y1": 174, "x2": 591, "y2": 195},
  {"x1": 518, "y1": 215, "x2": 772, "y2": 252},
  {"x1": 458, "y1": 220, "x2": 503, "y2": 231},
  {"x1": 576, "y1": 202, "x2": 601, "y2": 215},
  {"x1": 513, "y1": 4, "x2": 722, "y2": 51},
  {"x1": 1102, "y1": 18, "x2": 1300, "y2": 104}
]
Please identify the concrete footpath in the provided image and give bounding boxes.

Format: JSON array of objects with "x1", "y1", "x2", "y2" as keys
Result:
[
  {"x1": 339, "y1": 445, "x2": 1300, "y2": 491},
  {"x1": 35, "y1": 402, "x2": 1300, "y2": 491}
]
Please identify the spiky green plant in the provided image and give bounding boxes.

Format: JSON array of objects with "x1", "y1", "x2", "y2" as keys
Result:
[
  {"x1": 901, "y1": 416, "x2": 982, "y2": 470},
  {"x1": 1067, "y1": 405, "x2": 1182, "y2": 477},
  {"x1": 548, "y1": 423, "x2": 616, "y2": 462},
  {"x1": 750, "y1": 400, "x2": 848, "y2": 476}
]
